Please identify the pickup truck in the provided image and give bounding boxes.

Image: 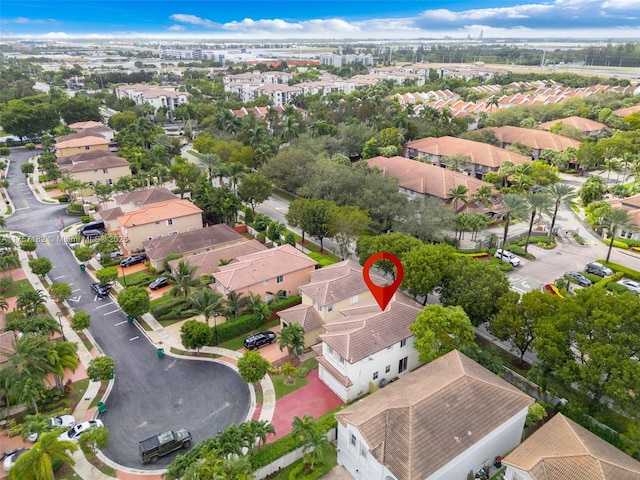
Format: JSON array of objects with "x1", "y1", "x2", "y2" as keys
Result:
[{"x1": 139, "y1": 429, "x2": 192, "y2": 464}]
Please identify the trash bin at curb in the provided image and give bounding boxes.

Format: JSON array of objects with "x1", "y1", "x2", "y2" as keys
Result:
[
  {"x1": 79, "y1": 264, "x2": 86, "y2": 271},
  {"x1": 97, "y1": 402, "x2": 106, "y2": 414},
  {"x1": 127, "y1": 315, "x2": 134, "y2": 323},
  {"x1": 157, "y1": 348, "x2": 165, "y2": 359}
]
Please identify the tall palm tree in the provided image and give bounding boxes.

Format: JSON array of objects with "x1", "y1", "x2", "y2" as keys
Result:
[
  {"x1": 498, "y1": 194, "x2": 529, "y2": 258},
  {"x1": 8, "y1": 431, "x2": 77, "y2": 480},
  {"x1": 448, "y1": 185, "x2": 469, "y2": 212},
  {"x1": 168, "y1": 261, "x2": 200, "y2": 299},
  {"x1": 225, "y1": 162, "x2": 247, "y2": 194},
  {"x1": 246, "y1": 293, "x2": 271, "y2": 322},
  {"x1": 48, "y1": 340, "x2": 79, "y2": 393},
  {"x1": 472, "y1": 185, "x2": 493, "y2": 207},
  {"x1": 600, "y1": 208, "x2": 636, "y2": 263},
  {"x1": 524, "y1": 191, "x2": 553, "y2": 252},
  {"x1": 148, "y1": 144, "x2": 172, "y2": 167},
  {"x1": 547, "y1": 183, "x2": 577, "y2": 239},
  {"x1": 16, "y1": 289, "x2": 47, "y2": 316},
  {"x1": 200, "y1": 153, "x2": 222, "y2": 183},
  {"x1": 222, "y1": 291, "x2": 249, "y2": 319},
  {"x1": 603, "y1": 157, "x2": 621, "y2": 185},
  {"x1": 187, "y1": 288, "x2": 224, "y2": 326},
  {"x1": 278, "y1": 323, "x2": 305, "y2": 359}
]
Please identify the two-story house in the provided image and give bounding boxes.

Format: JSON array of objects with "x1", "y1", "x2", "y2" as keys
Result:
[
  {"x1": 539, "y1": 116, "x2": 611, "y2": 137},
  {"x1": 213, "y1": 244, "x2": 317, "y2": 302},
  {"x1": 335, "y1": 350, "x2": 534, "y2": 480},
  {"x1": 117, "y1": 199, "x2": 203, "y2": 252},
  {"x1": 97, "y1": 187, "x2": 178, "y2": 232},
  {"x1": 404, "y1": 135, "x2": 530, "y2": 180},
  {"x1": 315, "y1": 294, "x2": 423, "y2": 403},
  {"x1": 57, "y1": 150, "x2": 130, "y2": 188},
  {"x1": 55, "y1": 135, "x2": 110, "y2": 158},
  {"x1": 480, "y1": 125, "x2": 581, "y2": 159}
]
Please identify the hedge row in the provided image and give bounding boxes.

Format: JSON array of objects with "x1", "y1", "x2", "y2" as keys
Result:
[
  {"x1": 150, "y1": 297, "x2": 188, "y2": 318},
  {"x1": 600, "y1": 260, "x2": 640, "y2": 281},
  {"x1": 214, "y1": 313, "x2": 264, "y2": 344},
  {"x1": 269, "y1": 294, "x2": 302, "y2": 313}
]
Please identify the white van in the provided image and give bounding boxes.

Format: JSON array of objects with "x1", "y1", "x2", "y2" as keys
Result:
[{"x1": 494, "y1": 249, "x2": 521, "y2": 267}]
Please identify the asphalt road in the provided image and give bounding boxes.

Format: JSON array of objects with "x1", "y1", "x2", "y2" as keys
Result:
[{"x1": 5, "y1": 148, "x2": 251, "y2": 469}]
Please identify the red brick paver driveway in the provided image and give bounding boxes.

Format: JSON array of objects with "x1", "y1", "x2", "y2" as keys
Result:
[{"x1": 267, "y1": 369, "x2": 343, "y2": 442}]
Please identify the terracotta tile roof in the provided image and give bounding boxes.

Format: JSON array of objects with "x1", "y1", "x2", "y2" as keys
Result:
[
  {"x1": 539, "y1": 116, "x2": 610, "y2": 134},
  {"x1": 335, "y1": 350, "x2": 534, "y2": 480},
  {"x1": 0, "y1": 331, "x2": 16, "y2": 364},
  {"x1": 68, "y1": 121, "x2": 109, "y2": 130},
  {"x1": 367, "y1": 155, "x2": 495, "y2": 200},
  {"x1": 482, "y1": 126, "x2": 582, "y2": 151},
  {"x1": 614, "y1": 104, "x2": 640, "y2": 118},
  {"x1": 215, "y1": 244, "x2": 317, "y2": 292},
  {"x1": 117, "y1": 199, "x2": 202, "y2": 227},
  {"x1": 57, "y1": 150, "x2": 124, "y2": 166},
  {"x1": 58, "y1": 153, "x2": 129, "y2": 174},
  {"x1": 405, "y1": 135, "x2": 530, "y2": 168},
  {"x1": 142, "y1": 224, "x2": 243, "y2": 261},
  {"x1": 300, "y1": 259, "x2": 383, "y2": 306},
  {"x1": 167, "y1": 240, "x2": 267, "y2": 277},
  {"x1": 113, "y1": 187, "x2": 177, "y2": 206},
  {"x1": 620, "y1": 193, "x2": 640, "y2": 209},
  {"x1": 57, "y1": 127, "x2": 113, "y2": 142},
  {"x1": 98, "y1": 206, "x2": 123, "y2": 221},
  {"x1": 278, "y1": 304, "x2": 324, "y2": 332},
  {"x1": 55, "y1": 135, "x2": 109, "y2": 149},
  {"x1": 317, "y1": 355, "x2": 353, "y2": 387},
  {"x1": 503, "y1": 413, "x2": 640, "y2": 480},
  {"x1": 319, "y1": 295, "x2": 421, "y2": 363}
]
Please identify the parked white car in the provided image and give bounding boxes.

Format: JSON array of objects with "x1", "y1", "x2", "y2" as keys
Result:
[
  {"x1": 51, "y1": 414, "x2": 76, "y2": 429},
  {"x1": 58, "y1": 419, "x2": 104, "y2": 442},
  {"x1": 494, "y1": 249, "x2": 521, "y2": 267},
  {"x1": 3, "y1": 449, "x2": 28, "y2": 471},
  {"x1": 618, "y1": 279, "x2": 640, "y2": 294}
]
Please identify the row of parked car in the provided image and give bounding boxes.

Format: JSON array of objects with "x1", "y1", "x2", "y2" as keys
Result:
[{"x1": 565, "y1": 262, "x2": 640, "y2": 294}]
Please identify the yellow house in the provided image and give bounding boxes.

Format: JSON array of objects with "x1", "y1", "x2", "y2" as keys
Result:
[
  {"x1": 117, "y1": 199, "x2": 203, "y2": 252},
  {"x1": 57, "y1": 151, "x2": 130, "y2": 187},
  {"x1": 55, "y1": 135, "x2": 110, "y2": 158}
]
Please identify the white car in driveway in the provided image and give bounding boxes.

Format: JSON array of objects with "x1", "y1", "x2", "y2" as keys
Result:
[
  {"x1": 3, "y1": 449, "x2": 28, "y2": 471},
  {"x1": 618, "y1": 279, "x2": 640, "y2": 294},
  {"x1": 494, "y1": 249, "x2": 521, "y2": 267},
  {"x1": 58, "y1": 419, "x2": 104, "y2": 441},
  {"x1": 51, "y1": 414, "x2": 76, "y2": 429}
]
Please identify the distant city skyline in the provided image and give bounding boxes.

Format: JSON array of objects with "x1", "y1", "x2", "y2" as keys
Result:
[{"x1": 1, "y1": 0, "x2": 639, "y2": 41}]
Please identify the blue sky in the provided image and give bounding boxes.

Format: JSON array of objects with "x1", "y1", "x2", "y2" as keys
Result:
[{"x1": 1, "y1": 0, "x2": 639, "y2": 40}]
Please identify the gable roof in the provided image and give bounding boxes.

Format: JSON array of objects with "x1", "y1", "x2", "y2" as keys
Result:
[
  {"x1": 300, "y1": 259, "x2": 382, "y2": 305},
  {"x1": 117, "y1": 199, "x2": 202, "y2": 227},
  {"x1": 503, "y1": 413, "x2": 640, "y2": 480},
  {"x1": 57, "y1": 151, "x2": 129, "y2": 173},
  {"x1": 278, "y1": 304, "x2": 324, "y2": 332},
  {"x1": 482, "y1": 125, "x2": 582, "y2": 151},
  {"x1": 335, "y1": 350, "x2": 534, "y2": 480},
  {"x1": 142, "y1": 223, "x2": 243, "y2": 261},
  {"x1": 113, "y1": 187, "x2": 177, "y2": 207},
  {"x1": 366, "y1": 155, "x2": 494, "y2": 199},
  {"x1": 214, "y1": 244, "x2": 317, "y2": 291},
  {"x1": 405, "y1": 136, "x2": 530, "y2": 168},
  {"x1": 55, "y1": 135, "x2": 109, "y2": 149},
  {"x1": 319, "y1": 294, "x2": 421, "y2": 363},
  {"x1": 614, "y1": 104, "x2": 640, "y2": 118},
  {"x1": 167, "y1": 239, "x2": 267, "y2": 277},
  {"x1": 57, "y1": 149, "x2": 125, "y2": 166},
  {"x1": 538, "y1": 116, "x2": 610, "y2": 134}
]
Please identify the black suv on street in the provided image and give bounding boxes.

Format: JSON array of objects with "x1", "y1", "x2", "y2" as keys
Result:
[
  {"x1": 244, "y1": 331, "x2": 277, "y2": 350},
  {"x1": 91, "y1": 282, "x2": 111, "y2": 298},
  {"x1": 120, "y1": 254, "x2": 147, "y2": 267}
]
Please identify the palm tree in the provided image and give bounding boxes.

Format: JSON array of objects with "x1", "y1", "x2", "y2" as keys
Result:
[
  {"x1": 200, "y1": 153, "x2": 222, "y2": 183},
  {"x1": 498, "y1": 194, "x2": 529, "y2": 258},
  {"x1": 222, "y1": 291, "x2": 249, "y2": 320},
  {"x1": 472, "y1": 185, "x2": 493, "y2": 207},
  {"x1": 278, "y1": 323, "x2": 305, "y2": 360},
  {"x1": 8, "y1": 431, "x2": 77, "y2": 480},
  {"x1": 0, "y1": 254, "x2": 19, "y2": 277},
  {"x1": 187, "y1": 288, "x2": 224, "y2": 326},
  {"x1": 48, "y1": 340, "x2": 79, "y2": 393},
  {"x1": 448, "y1": 185, "x2": 469, "y2": 212},
  {"x1": 280, "y1": 362, "x2": 297, "y2": 385},
  {"x1": 600, "y1": 208, "x2": 636, "y2": 263},
  {"x1": 16, "y1": 289, "x2": 47, "y2": 316},
  {"x1": 603, "y1": 157, "x2": 621, "y2": 185},
  {"x1": 524, "y1": 191, "x2": 553, "y2": 252},
  {"x1": 225, "y1": 162, "x2": 247, "y2": 194},
  {"x1": 168, "y1": 261, "x2": 200, "y2": 299},
  {"x1": 547, "y1": 183, "x2": 577, "y2": 239},
  {"x1": 148, "y1": 144, "x2": 172, "y2": 167}
]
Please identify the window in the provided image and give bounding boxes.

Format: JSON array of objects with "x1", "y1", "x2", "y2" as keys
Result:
[
  {"x1": 400, "y1": 338, "x2": 407, "y2": 348},
  {"x1": 106, "y1": 178, "x2": 113, "y2": 185},
  {"x1": 85, "y1": 146, "x2": 90, "y2": 150},
  {"x1": 156, "y1": 234, "x2": 162, "y2": 239},
  {"x1": 318, "y1": 304, "x2": 323, "y2": 312},
  {"x1": 276, "y1": 275, "x2": 284, "y2": 284},
  {"x1": 326, "y1": 345, "x2": 333, "y2": 355},
  {"x1": 155, "y1": 221, "x2": 160, "y2": 226},
  {"x1": 338, "y1": 355, "x2": 345, "y2": 365},
  {"x1": 385, "y1": 365, "x2": 390, "y2": 374},
  {"x1": 360, "y1": 444, "x2": 367, "y2": 458},
  {"x1": 372, "y1": 371, "x2": 378, "y2": 380},
  {"x1": 350, "y1": 294, "x2": 359, "y2": 305},
  {"x1": 512, "y1": 473, "x2": 526, "y2": 480},
  {"x1": 102, "y1": 168, "x2": 109, "y2": 173},
  {"x1": 168, "y1": 231, "x2": 178, "y2": 236},
  {"x1": 188, "y1": 226, "x2": 198, "y2": 232},
  {"x1": 167, "y1": 219, "x2": 174, "y2": 226},
  {"x1": 327, "y1": 304, "x2": 333, "y2": 312},
  {"x1": 265, "y1": 295, "x2": 272, "y2": 303},
  {"x1": 398, "y1": 357, "x2": 408, "y2": 373},
  {"x1": 263, "y1": 279, "x2": 269, "y2": 286},
  {"x1": 350, "y1": 434, "x2": 356, "y2": 448}
]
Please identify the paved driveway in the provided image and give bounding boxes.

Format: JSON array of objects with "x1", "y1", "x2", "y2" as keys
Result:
[{"x1": 4, "y1": 148, "x2": 251, "y2": 470}]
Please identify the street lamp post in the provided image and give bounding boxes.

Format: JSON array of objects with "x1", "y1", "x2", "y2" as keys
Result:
[
  {"x1": 121, "y1": 264, "x2": 127, "y2": 287},
  {"x1": 56, "y1": 312, "x2": 66, "y2": 341},
  {"x1": 213, "y1": 312, "x2": 219, "y2": 345}
]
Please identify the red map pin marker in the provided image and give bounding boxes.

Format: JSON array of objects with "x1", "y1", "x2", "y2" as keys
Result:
[{"x1": 363, "y1": 252, "x2": 404, "y2": 311}]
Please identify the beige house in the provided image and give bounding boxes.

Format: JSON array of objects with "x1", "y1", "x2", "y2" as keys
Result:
[
  {"x1": 539, "y1": 116, "x2": 610, "y2": 137},
  {"x1": 278, "y1": 259, "x2": 381, "y2": 346},
  {"x1": 335, "y1": 350, "x2": 534, "y2": 480},
  {"x1": 55, "y1": 135, "x2": 110, "y2": 158},
  {"x1": 503, "y1": 413, "x2": 640, "y2": 480},
  {"x1": 143, "y1": 223, "x2": 245, "y2": 269},
  {"x1": 67, "y1": 121, "x2": 115, "y2": 142},
  {"x1": 57, "y1": 150, "x2": 130, "y2": 187},
  {"x1": 213, "y1": 244, "x2": 317, "y2": 302},
  {"x1": 405, "y1": 135, "x2": 530, "y2": 180},
  {"x1": 97, "y1": 187, "x2": 178, "y2": 232},
  {"x1": 117, "y1": 199, "x2": 203, "y2": 252},
  {"x1": 481, "y1": 125, "x2": 582, "y2": 159}
]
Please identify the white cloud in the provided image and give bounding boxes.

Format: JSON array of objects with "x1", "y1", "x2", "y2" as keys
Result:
[
  {"x1": 168, "y1": 25, "x2": 186, "y2": 32},
  {"x1": 8, "y1": 17, "x2": 59, "y2": 25},
  {"x1": 169, "y1": 14, "x2": 218, "y2": 28},
  {"x1": 419, "y1": 4, "x2": 555, "y2": 22},
  {"x1": 40, "y1": 32, "x2": 71, "y2": 39},
  {"x1": 602, "y1": 0, "x2": 640, "y2": 9}
]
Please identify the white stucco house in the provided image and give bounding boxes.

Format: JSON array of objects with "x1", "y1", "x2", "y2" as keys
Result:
[
  {"x1": 314, "y1": 294, "x2": 423, "y2": 403},
  {"x1": 334, "y1": 350, "x2": 534, "y2": 480}
]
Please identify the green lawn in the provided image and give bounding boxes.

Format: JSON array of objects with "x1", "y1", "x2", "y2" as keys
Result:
[
  {"x1": 272, "y1": 188, "x2": 297, "y2": 202},
  {"x1": 217, "y1": 318, "x2": 281, "y2": 351},
  {"x1": 4, "y1": 278, "x2": 35, "y2": 297},
  {"x1": 265, "y1": 443, "x2": 337, "y2": 480},
  {"x1": 117, "y1": 269, "x2": 157, "y2": 287},
  {"x1": 271, "y1": 373, "x2": 309, "y2": 399},
  {"x1": 307, "y1": 251, "x2": 341, "y2": 267}
]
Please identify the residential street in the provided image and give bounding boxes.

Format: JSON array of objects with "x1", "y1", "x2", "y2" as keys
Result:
[{"x1": 4, "y1": 148, "x2": 251, "y2": 470}]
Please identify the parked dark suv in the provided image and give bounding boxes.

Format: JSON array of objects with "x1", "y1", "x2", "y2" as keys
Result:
[
  {"x1": 120, "y1": 254, "x2": 147, "y2": 267},
  {"x1": 79, "y1": 221, "x2": 105, "y2": 234},
  {"x1": 244, "y1": 331, "x2": 277, "y2": 350},
  {"x1": 91, "y1": 282, "x2": 111, "y2": 298}
]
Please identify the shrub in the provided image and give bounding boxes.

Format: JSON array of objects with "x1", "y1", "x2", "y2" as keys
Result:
[
  {"x1": 604, "y1": 238, "x2": 629, "y2": 249},
  {"x1": 25, "y1": 142, "x2": 36, "y2": 150},
  {"x1": 607, "y1": 282, "x2": 630, "y2": 293},
  {"x1": 81, "y1": 216, "x2": 92, "y2": 223},
  {"x1": 584, "y1": 272, "x2": 602, "y2": 284},
  {"x1": 0, "y1": 147, "x2": 10, "y2": 156},
  {"x1": 269, "y1": 294, "x2": 302, "y2": 313},
  {"x1": 150, "y1": 297, "x2": 189, "y2": 318},
  {"x1": 600, "y1": 261, "x2": 640, "y2": 281},
  {"x1": 214, "y1": 314, "x2": 263, "y2": 344},
  {"x1": 256, "y1": 232, "x2": 266, "y2": 243},
  {"x1": 53, "y1": 194, "x2": 70, "y2": 203}
]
